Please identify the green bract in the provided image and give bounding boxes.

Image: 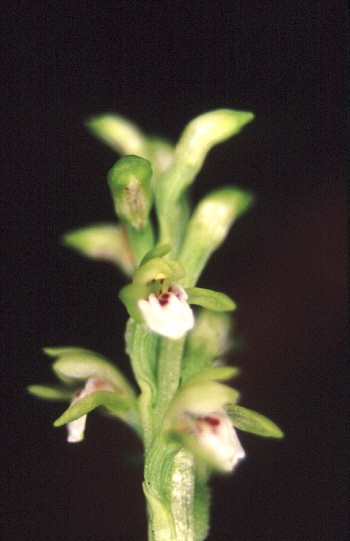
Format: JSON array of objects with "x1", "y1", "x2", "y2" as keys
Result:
[
  {"x1": 29, "y1": 109, "x2": 283, "y2": 541},
  {"x1": 226, "y1": 405, "x2": 284, "y2": 438}
]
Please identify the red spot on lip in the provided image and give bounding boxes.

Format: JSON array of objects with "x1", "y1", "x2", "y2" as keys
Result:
[
  {"x1": 201, "y1": 415, "x2": 220, "y2": 427},
  {"x1": 159, "y1": 299, "x2": 169, "y2": 306},
  {"x1": 161, "y1": 293, "x2": 170, "y2": 299}
]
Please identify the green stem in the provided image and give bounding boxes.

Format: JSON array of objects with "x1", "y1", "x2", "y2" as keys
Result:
[
  {"x1": 127, "y1": 326, "x2": 210, "y2": 540},
  {"x1": 126, "y1": 221, "x2": 155, "y2": 265},
  {"x1": 154, "y1": 336, "x2": 186, "y2": 430},
  {"x1": 125, "y1": 320, "x2": 160, "y2": 450}
]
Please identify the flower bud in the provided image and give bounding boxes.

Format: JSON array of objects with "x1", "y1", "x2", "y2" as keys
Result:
[{"x1": 108, "y1": 156, "x2": 153, "y2": 230}]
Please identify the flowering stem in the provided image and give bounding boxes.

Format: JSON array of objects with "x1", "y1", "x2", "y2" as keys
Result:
[
  {"x1": 29, "y1": 110, "x2": 284, "y2": 541},
  {"x1": 126, "y1": 222, "x2": 154, "y2": 266},
  {"x1": 125, "y1": 320, "x2": 160, "y2": 449}
]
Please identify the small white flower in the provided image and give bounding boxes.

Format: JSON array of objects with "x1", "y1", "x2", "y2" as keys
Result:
[
  {"x1": 67, "y1": 377, "x2": 113, "y2": 443},
  {"x1": 178, "y1": 411, "x2": 245, "y2": 472},
  {"x1": 138, "y1": 282, "x2": 194, "y2": 339}
]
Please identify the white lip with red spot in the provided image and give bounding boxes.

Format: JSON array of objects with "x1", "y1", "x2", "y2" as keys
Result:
[
  {"x1": 138, "y1": 282, "x2": 194, "y2": 339},
  {"x1": 180, "y1": 411, "x2": 245, "y2": 472}
]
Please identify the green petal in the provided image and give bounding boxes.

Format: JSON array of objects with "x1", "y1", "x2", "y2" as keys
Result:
[
  {"x1": 46, "y1": 347, "x2": 136, "y2": 400},
  {"x1": 186, "y1": 287, "x2": 236, "y2": 312},
  {"x1": 226, "y1": 405, "x2": 284, "y2": 438},
  {"x1": 27, "y1": 384, "x2": 74, "y2": 401},
  {"x1": 62, "y1": 223, "x2": 135, "y2": 276},
  {"x1": 179, "y1": 187, "x2": 255, "y2": 286}
]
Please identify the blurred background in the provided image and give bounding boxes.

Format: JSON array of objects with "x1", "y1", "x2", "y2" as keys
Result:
[{"x1": 3, "y1": 2, "x2": 347, "y2": 540}]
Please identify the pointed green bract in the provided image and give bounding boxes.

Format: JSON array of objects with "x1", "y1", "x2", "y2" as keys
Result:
[
  {"x1": 156, "y1": 109, "x2": 254, "y2": 247},
  {"x1": 53, "y1": 389, "x2": 141, "y2": 435},
  {"x1": 179, "y1": 187, "x2": 255, "y2": 286},
  {"x1": 227, "y1": 405, "x2": 284, "y2": 438},
  {"x1": 186, "y1": 287, "x2": 236, "y2": 312}
]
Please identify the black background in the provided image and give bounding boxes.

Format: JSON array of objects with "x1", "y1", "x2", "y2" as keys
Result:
[{"x1": 3, "y1": 2, "x2": 348, "y2": 540}]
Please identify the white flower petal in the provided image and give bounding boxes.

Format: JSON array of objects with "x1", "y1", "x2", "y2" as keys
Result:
[
  {"x1": 196, "y1": 414, "x2": 245, "y2": 471},
  {"x1": 67, "y1": 413, "x2": 87, "y2": 443},
  {"x1": 138, "y1": 285, "x2": 194, "y2": 339},
  {"x1": 179, "y1": 411, "x2": 245, "y2": 472}
]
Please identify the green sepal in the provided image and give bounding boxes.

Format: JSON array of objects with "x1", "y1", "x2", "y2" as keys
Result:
[
  {"x1": 46, "y1": 347, "x2": 136, "y2": 400},
  {"x1": 165, "y1": 377, "x2": 240, "y2": 431},
  {"x1": 139, "y1": 244, "x2": 172, "y2": 266},
  {"x1": 27, "y1": 384, "x2": 74, "y2": 401},
  {"x1": 119, "y1": 283, "x2": 149, "y2": 320},
  {"x1": 62, "y1": 223, "x2": 135, "y2": 277},
  {"x1": 53, "y1": 389, "x2": 141, "y2": 435},
  {"x1": 179, "y1": 187, "x2": 255, "y2": 286},
  {"x1": 108, "y1": 155, "x2": 153, "y2": 230},
  {"x1": 186, "y1": 287, "x2": 236, "y2": 312},
  {"x1": 226, "y1": 405, "x2": 284, "y2": 438}
]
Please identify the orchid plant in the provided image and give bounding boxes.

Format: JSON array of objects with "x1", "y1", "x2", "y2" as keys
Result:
[{"x1": 29, "y1": 110, "x2": 283, "y2": 541}]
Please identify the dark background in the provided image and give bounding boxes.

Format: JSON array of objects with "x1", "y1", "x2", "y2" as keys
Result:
[{"x1": 3, "y1": 2, "x2": 347, "y2": 540}]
